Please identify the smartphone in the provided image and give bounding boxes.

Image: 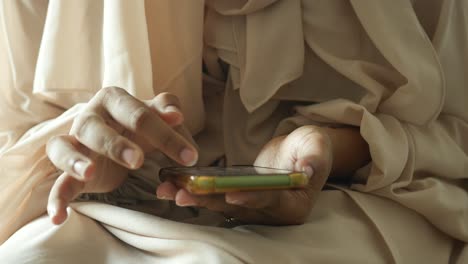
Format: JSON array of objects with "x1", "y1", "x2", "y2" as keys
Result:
[{"x1": 159, "y1": 166, "x2": 309, "y2": 195}]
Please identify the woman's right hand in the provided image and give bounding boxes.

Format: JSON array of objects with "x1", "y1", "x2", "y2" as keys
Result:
[{"x1": 45, "y1": 87, "x2": 198, "y2": 225}]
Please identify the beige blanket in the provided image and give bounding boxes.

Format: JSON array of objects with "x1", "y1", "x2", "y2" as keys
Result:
[{"x1": 0, "y1": 1, "x2": 467, "y2": 263}]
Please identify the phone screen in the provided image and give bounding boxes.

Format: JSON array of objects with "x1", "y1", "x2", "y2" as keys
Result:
[{"x1": 160, "y1": 166, "x2": 293, "y2": 177}]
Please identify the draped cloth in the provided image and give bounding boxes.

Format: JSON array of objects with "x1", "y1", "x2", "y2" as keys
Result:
[{"x1": 0, "y1": 0, "x2": 467, "y2": 263}]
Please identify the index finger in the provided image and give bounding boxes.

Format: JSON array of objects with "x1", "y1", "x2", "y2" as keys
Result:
[{"x1": 91, "y1": 87, "x2": 198, "y2": 166}]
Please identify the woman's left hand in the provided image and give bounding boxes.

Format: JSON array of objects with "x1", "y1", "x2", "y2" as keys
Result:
[{"x1": 156, "y1": 125, "x2": 333, "y2": 225}]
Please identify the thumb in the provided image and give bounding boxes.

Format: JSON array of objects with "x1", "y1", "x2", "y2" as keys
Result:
[{"x1": 281, "y1": 126, "x2": 333, "y2": 184}]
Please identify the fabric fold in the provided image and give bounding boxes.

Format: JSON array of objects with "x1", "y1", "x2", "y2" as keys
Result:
[
  {"x1": 0, "y1": 0, "x2": 467, "y2": 262},
  {"x1": 33, "y1": 0, "x2": 154, "y2": 109},
  {"x1": 349, "y1": 0, "x2": 445, "y2": 124},
  {"x1": 205, "y1": 0, "x2": 304, "y2": 112}
]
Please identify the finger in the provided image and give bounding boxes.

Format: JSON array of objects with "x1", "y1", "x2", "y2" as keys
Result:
[
  {"x1": 225, "y1": 191, "x2": 281, "y2": 209},
  {"x1": 282, "y1": 126, "x2": 332, "y2": 186},
  {"x1": 175, "y1": 190, "x2": 291, "y2": 225},
  {"x1": 71, "y1": 111, "x2": 145, "y2": 169},
  {"x1": 46, "y1": 135, "x2": 95, "y2": 181},
  {"x1": 89, "y1": 87, "x2": 198, "y2": 166},
  {"x1": 147, "y1": 92, "x2": 184, "y2": 127},
  {"x1": 156, "y1": 181, "x2": 178, "y2": 200},
  {"x1": 174, "y1": 189, "x2": 300, "y2": 225},
  {"x1": 174, "y1": 189, "x2": 197, "y2": 206},
  {"x1": 175, "y1": 189, "x2": 240, "y2": 214},
  {"x1": 47, "y1": 172, "x2": 85, "y2": 225},
  {"x1": 230, "y1": 189, "x2": 311, "y2": 224}
]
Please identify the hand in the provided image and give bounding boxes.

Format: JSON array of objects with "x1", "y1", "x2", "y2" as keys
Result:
[
  {"x1": 46, "y1": 87, "x2": 198, "y2": 225},
  {"x1": 156, "y1": 125, "x2": 332, "y2": 225}
]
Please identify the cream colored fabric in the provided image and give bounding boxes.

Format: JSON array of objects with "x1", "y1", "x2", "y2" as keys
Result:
[
  {"x1": 0, "y1": 191, "x2": 454, "y2": 264},
  {"x1": 0, "y1": 0, "x2": 467, "y2": 263}
]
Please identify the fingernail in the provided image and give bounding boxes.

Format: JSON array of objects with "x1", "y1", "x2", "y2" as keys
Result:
[
  {"x1": 175, "y1": 191, "x2": 197, "y2": 206},
  {"x1": 302, "y1": 166, "x2": 314, "y2": 178},
  {"x1": 157, "y1": 195, "x2": 172, "y2": 200},
  {"x1": 122, "y1": 148, "x2": 140, "y2": 168},
  {"x1": 179, "y1": 148, "x2": 197, "y2": 166},
  {"x1": 176, "y1": 201, "x2": 196, "y2": 207},
  {"x1": 164, "y1": 105, "x2": 181, "y2": 114},
  {"x1": 73, "y1": 160, "x2": 90, "y2": 179}
]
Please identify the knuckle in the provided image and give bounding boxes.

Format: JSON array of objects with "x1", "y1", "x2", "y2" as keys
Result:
[
  {"x1": 158, "y1": 132, "x2": 181, "y2": 152},
  {"x1": 46, "y1": 136, "x2": 80, "y2": 173},
  {"x1": 72, "y1": 112, "x2": 103, "y2": 140},
  {"x1": 96, "y1": 87, "x2": 139, "y2": 116},
  {"x1": 129, "y1": 106, "x2": 151, "y2": 130},
  {"x1": 98, "y1": 86, "x2": 124, "y2": 104},
  {"x1": 292, "y1": 127, "x2": 330, "y2": 151},
  {"x1": 46, "y1": 135, "x2": 64, "y2": 153},
  {"x1": 103, "y1": 135, "x2": 127, "y2": 160}
]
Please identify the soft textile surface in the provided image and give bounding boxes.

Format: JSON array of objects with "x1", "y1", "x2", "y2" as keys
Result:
[
  {"x1": 0, "y1": 0, "x2": 467, "y2": 263},
  {"x1": 0, "y1": 191, "x2": 454, "y2": 263}
]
